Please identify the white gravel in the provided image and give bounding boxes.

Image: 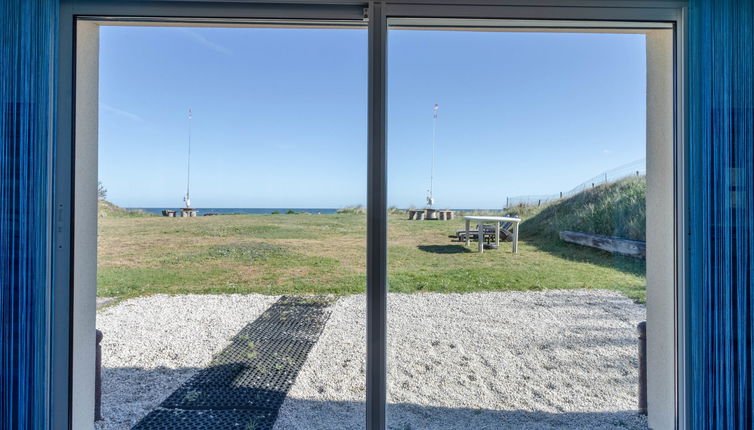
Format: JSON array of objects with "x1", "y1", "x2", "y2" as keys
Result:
[
  {"x1": 96, "y1": 290, "x2": 647, "y2": 430},
  {"x1": 95, "y1": 294, "x2": 278, "y2": 430},
  {"x1": 276, "y1": 290, "x2": 647, "y2": 430}
]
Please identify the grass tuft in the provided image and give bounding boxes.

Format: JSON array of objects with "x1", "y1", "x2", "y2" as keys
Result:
[
  {"x1": 336, "y1": 205, "x2": 367, "y2": 214},
  {"x1": 208, "y1": 243, "x2": 288, "y2": 262}
]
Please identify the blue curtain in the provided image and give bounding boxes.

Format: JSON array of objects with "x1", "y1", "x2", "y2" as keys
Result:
[
  {"x1": 0, "y1": 0, "x2": 752, "y2": 428},
  {"x1": 689, "y1": 0, "x2": 754, "y2": 428},
  {"x1": 1, "y1": 0, "x2": 57, "y2": 429}
]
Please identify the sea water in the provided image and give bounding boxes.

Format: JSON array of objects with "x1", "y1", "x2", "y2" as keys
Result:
[{"x1": 132, "y1": 208, "x2": 339, "y2": 215}]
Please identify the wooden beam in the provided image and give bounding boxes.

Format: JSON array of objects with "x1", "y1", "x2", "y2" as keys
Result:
[{"x1": 559, "y1": 230, "x2": 646, "y2": 258}]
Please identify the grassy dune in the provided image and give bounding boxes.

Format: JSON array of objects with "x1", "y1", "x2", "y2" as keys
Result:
[
  {"x1": 98, "y1": 199, "x2": 155, "y2": 218},
  {"x1": 97, "y1": 210, "x2": 646, "y2": 302},
  {"x1": 518, "y1": 175, "x2": 646, "y2": 241}
]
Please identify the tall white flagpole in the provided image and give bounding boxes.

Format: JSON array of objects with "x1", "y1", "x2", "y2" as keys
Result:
[
  {"x1": 184, "y1": 108, "x2": 192, "y2": 208},
  {"x1": 428, "y1": 104, "x2": 439, "y2": 208}
]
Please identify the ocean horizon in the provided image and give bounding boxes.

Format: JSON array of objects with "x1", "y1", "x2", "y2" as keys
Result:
[
  {"x1": 131, "y1": 208, "x2": 340, "y2": 215},
  {"x1": 130, "y1": 207, "x2": 508, "y2": 216}
]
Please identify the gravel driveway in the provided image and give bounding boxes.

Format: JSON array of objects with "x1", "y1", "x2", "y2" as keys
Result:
[{"x1": 96, "y1": 290, "x2": 646, "y2": 430}]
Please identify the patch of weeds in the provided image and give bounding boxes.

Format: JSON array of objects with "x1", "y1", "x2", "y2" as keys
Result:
[
  {"x1": 267, "y1": 254, "x2": 340, "y2": 271},
  {"x1": 296, "y1": 295, "x2": 335, "y2": 306},
  {"x1": 208, "y1": 243, "x2": 288, "y2": 263},
  {"x1": 246, "y1": 341, "x2": 258, "y2": 360},
  {"x1": 189, "y1": 222, "x2": 318, "y2": 239},
  {"x1": 183, "y1": 390, "x2": 201, "y2": 403}
]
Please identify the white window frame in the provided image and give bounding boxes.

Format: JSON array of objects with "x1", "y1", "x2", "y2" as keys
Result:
[{"x1": 54, "y1": 1, "x2": 688, "y2": 429}]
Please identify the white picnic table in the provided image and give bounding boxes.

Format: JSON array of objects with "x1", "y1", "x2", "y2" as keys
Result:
[{"x1": 463, "y1": 215, "x2": 521, "y2": 254}]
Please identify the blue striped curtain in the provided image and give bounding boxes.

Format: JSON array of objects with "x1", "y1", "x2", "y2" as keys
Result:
[
  {"x1": 1, "y1": 0, "x2": 57, "y2": 429},
  {"x1": 688, "y1": 0, "x2": 754, "y2": 428}
]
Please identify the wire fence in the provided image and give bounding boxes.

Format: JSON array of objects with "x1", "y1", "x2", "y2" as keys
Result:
[{"x1": 506, "y1": 158, "x2": 646, "y2": 207}]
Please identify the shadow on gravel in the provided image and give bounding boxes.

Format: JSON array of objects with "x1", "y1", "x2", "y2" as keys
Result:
[
  {"x1": 417, "y1": 244, "x2": 471, "y2": 254},
  {"x1": 123, "y1": 296, "x2": 334, "y2": 430},
  {"x1": 277, "y1": 399, "x2": 648, "y2": 430},
  {"x1": 96, "y1": 368, "x2": 647, "y2": 430},
  {"x1": 97, "y1": 365, "x2": 647, "y2": 430}
]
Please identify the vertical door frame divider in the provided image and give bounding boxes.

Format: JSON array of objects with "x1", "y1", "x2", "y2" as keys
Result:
[{"x1": 366, "y1": 3, "x2": 388, "y2": 429}]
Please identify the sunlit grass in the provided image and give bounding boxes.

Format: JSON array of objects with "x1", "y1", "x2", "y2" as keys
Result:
[{"x1": 97, "y1": 212, "x2": 645, "y2": 302}]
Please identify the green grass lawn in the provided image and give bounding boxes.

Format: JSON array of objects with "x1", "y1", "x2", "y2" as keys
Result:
[{"x1": 97, "y1": 211, "x2": 646, "y2": 302}]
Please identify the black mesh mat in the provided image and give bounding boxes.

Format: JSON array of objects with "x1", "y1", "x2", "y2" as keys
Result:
[
  {"x1": 131, "y1": 409, "x2": 277, "y2": 430},
  {"x1": 132, "y1": 295, "x2": 334, "y2": 430}
]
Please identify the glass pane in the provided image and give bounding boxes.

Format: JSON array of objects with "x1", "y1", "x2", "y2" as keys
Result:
[
  {"x1": 95, "y1": 25, "x2": 367, "y2": 430},
  {"x1": 388, "y1": 24, "x2": 660, "y2": 429}
]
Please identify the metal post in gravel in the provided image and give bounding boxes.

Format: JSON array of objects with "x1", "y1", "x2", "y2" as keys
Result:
[
  {"x1": 637, "y1": 321, "x2": 647, "y2": 415},
  {"x1": 95, "y1": 329, "x2": 103, "y2": 421}
]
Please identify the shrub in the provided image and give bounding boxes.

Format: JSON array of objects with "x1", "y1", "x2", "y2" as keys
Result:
[
  {"x1": 97, "y1": 181, "x2": 107, "y2": 200},
  {"x1": 337, "y1": 205, "x2": 366, "y2": 215}
]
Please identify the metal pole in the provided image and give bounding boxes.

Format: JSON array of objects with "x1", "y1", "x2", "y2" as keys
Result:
[
  {"x1": 367, "y1": 3, "x2": 387, "y2": 429},
  {"x1": 429, "y1": 104, "x2": 438, "y2": 207},
  {"x1": 95, "y1": 330, "x2": 103, "y2": 421},
  {"x1": 638, "y1": 321, "x2": 647, "y2": 415},
  {"x1": 186, "y1": 109, "x2": 192, "y2": 207}
]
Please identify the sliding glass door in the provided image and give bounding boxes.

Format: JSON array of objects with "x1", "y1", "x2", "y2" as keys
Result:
[
  {"x1": 91, "y1": 21, "x2": 369, "y2": 430},
  {"x1": 385, "y1": 20, "x2": 673, "y2": 430}
]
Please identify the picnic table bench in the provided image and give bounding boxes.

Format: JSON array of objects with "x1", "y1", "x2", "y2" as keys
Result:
[{"x1": 463, "y1": 215, "x2": 521, "y2": 254}]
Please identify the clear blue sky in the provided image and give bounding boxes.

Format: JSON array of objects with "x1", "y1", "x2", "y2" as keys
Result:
[{"x1": 99, "y1": 26, "x2": 646, "y2": 209}]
